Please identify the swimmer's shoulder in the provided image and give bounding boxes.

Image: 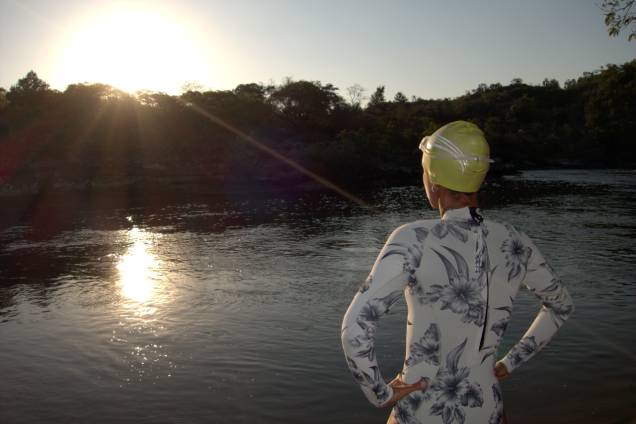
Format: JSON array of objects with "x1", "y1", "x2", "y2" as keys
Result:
[
  {"x1": 390, "y1": 216, "x2": 531, "y2": 243},
  {"x1": 388, "y1": 219, "x2": 440, "y2": 242},
  {"x1": 483, "y1": 216, "x2": 528, "y2": 240}
]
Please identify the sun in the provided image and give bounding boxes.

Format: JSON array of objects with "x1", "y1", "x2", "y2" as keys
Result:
[{"x1": 54, "y1": 7, "x2": 215, "y2": 93}]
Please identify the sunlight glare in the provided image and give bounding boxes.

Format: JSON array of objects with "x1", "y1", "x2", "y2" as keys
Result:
[
  {"x1": 117, "y1": 228, "x2": 160, "y2": 304},
  {"x1": 54, "y1": 6, "x2": 216, "y2": 93}
]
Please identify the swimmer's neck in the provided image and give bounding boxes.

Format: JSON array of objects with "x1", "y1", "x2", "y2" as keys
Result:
[{"x1": 437, "y1": 189, "x2": 479, "y2": 218}]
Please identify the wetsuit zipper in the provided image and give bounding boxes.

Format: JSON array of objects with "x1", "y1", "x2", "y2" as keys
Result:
[
  {"x1": 470, "y1": 207, "x2": 489, "y2": 351},
  {"x1": 479, "y1": 272, "x2": 489, "y2": 350}
]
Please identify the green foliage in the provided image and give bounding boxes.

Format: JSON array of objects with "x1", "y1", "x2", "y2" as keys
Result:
[
  {"x1": 268, "y1": 79, "x2": 344, "y2": 137},
  {"x1": 1, "y1": 62, "x2": 635, "y2": 195},
  {"x1": 367, "y1": 86, "x2": 386, "y2": 107},
  {"x1": 393, "y1": 91, "x2": 408, "y2": 103},
  {"x1": 0, "y1": 88, "x2": 7, "y2": 111},
  {"x1": 542, "y1": 78, "x2": 560, "y2": 88},
  {"x1": 345, "y1": 84, "x2": 366, "y2": 108},
  {"x1": 602, "y1": 0, "x2": 636, "y2": 41},
  {"x1": 4, "y1": 71, "x2": 56, "y2": 126},
  {"x1": 9, "y1": 70, "x2": 50, "y2": 95},
  {"x1": 234, "y1": 83, "x2": 269, "y2": 101},
  {"x1": 7, "y1": 71, "x2": 51, "y2": 109},
  {"x1": 0, "y1": 88, "x2": 7, "y2": 137}
]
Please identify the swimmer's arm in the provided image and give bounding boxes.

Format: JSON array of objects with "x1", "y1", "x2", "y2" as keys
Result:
[
  {"x1": 501, "y1": 233, "x2": 574, "y2": 374},
  {"x1": 341, "y1": 225, "x2": 421, "y2": 407}
]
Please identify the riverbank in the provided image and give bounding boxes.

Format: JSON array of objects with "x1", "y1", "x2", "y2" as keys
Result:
[{"x1": 3, "y1": 164, "x2": 634, "y2": 200}]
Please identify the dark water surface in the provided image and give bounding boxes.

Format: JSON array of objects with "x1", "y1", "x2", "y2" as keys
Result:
[{"x1": 1, "y1": 170, "x2": 635, "y2": 423}]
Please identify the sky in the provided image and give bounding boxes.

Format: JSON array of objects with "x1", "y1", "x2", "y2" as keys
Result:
[{"x1": 0, "y1": 0, "x2": 634, "y2": 99}]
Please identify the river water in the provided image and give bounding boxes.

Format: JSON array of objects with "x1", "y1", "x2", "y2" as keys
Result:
[{"x1": 0, "y1": 170, "x2": 635, "y2": 424}]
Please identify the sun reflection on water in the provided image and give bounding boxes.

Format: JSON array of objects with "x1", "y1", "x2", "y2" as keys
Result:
[
  {"x1": 112, "y1": 226, "x2": 176, "y2": 384},
  {"x1": 117, "y1": 227, "x2": 162, "y2": 307}
]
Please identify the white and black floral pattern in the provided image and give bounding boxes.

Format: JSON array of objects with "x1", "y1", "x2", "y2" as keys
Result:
[
  {"x1": 431, "y1": 220, "x2": 472, "y2": 243},
  {"x1": 413, "y1": 226, "x2": 429, "y2": 243},
  {"x1": 341, "y1": 207, "x2": 574, "y2": 418},
  {"x1": 405, "y1": 323, "x2": 440, "y2": 367},
  {"x1": 506, "y1": 336, "x2": 541, "y2": 369},
  {"x1": 357, "y1": 291, "x2": 402, "y2": 325},
  {"x1": 490, "y1": 305, "x2": 512, "y2": 337},
  {"x1": 351, "y1": 290, "x2": 403, "y2": 361},
  {"x1": 359, "y1": 275, "x2": 373, "y2": 293},
  {"x1": 428, "y1": 339, "x2": 484, "y2": 424},
  {"x1": 419, "y1": 247, "x2": 486, "y2": 326},
  {"x1": 395, "y1": 392, "x2": 425, "y2": 424},
  {"x1": 490, "y1": 318, "x2": 509, "y2": 338},
  {"x1": 473, "y1": 223, "x2": 490, "y2": 276},
  {"x1": 380, "y1": 228, "x2": 426, "y2": 297},
  {"x1": 529, "y1": 274, "x2": 574, "y2": 326},
  {"x1": 344, "y1": 355, "x2": 392, "y2": 405},
  {"x1": 488, "y1": 384, "x2": 504, "y2": 424},
  {"x1": 500, "y1": 228, "x2": 532, "y2": 281}
]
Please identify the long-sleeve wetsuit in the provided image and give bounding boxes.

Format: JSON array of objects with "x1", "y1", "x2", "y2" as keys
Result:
[{"x1": 341, "y1": 207, "x2": 574, "y2": 424}]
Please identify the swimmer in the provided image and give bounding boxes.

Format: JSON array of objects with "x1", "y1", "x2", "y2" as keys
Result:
[{"x1": 341, "y1": 121, "x2": 574, "y2": 424}]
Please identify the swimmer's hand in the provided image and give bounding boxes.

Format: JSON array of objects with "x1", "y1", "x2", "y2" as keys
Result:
[
  {"x1": 494, "y1": 361, "x2": 510, "y2": 381},
  {"x1": 381, "y1": 375, "x2": 428, "y2": 408}
]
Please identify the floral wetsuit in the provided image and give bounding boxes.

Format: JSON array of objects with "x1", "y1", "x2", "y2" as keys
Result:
[{"x1": 341, "y1": 207, "x2": 574, "y2": 424}]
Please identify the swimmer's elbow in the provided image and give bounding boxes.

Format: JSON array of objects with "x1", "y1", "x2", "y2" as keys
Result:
[
  {"x1": 562, "y1": 288, "x2": 575, "y2": 321},
  {"x1": 565, "y1": 298, "x2": 575, "y2": 319},
  {"x1": 546, "y1": 290, "x2": 574, "y2": 326},
  {"x1": 340, "y1": 327, "x2": 351, "y2": 353},
  {"x1": 373, "y1": 400, "x2": 387, "y2": 409},
  {"x1": 368, "y1": 385, "x2": 393, "y2": 409}
]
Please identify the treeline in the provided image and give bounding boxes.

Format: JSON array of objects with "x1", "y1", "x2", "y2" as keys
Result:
[{"x1": 0, "y1": 60, "x2": 634, "y2": 195}]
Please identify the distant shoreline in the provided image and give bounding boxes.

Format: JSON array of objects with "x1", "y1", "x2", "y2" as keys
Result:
[
  {"x1": 2, "y1": 165, "x2": 634, "y2": 199},
  {"x1": 2, "y1": 61, "x2": 635, "y2": 201}
]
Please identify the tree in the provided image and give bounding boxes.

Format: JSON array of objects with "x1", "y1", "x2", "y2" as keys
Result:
[
  {"x1": 393, "y1": 91, "x2": 408, "y2": 103},
  {"x1": 234, "y1": 83, "x2": 268, "y2": 101},
  {"x1": 345, "y1": 84, "x2": 366, "y2": 108},
  {"x1": 268, "y1": 80, "x2": 343, "y2": 134},
  {"x1": 6, "y1": 71, "x2": 54, "y2": 117},
  {"x1": 0, "y1": 88, "x2": 7, "y2": 110},
  {"x1": 475, "y1": 83, "x2": 489, "y2": 94},
  {"x1": 11, "y1": 70, "x2": 49, "y2": 93},
  {"x1": 181, "y1": 81, "x2": 205, "y2": 93},
  {"x1": 510, "y1": 77, "x2": 524, "y2": 85},
  {"x1": 7, "y1": 70, "x2": 50, "y2": 102},
  {"x1": 508, "y1": 94, "x2": 538, "y2": 123},
  {"x1": 367, "y1": 85, "x2": 386, "y2": 107},
  {"x1": 65, "y1": 83, "x2": 123, "y2": 101},
  {"x1": 542, "y1": 78, "x2": 560, "y2": 88},
  {"x1": 564, "y1": 79, "x2": 577, "y2": 89},
  {"x1": 601, "y1": 0, "x2": 636, "y2": 41}
]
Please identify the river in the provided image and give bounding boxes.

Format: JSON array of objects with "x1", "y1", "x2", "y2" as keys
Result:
[{"x1": 1, "y1": 169, "x2": 635, "y2": 423}]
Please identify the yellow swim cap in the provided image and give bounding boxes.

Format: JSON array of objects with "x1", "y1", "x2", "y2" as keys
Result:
[{"x1": 420, "y1": 121, "x2": 491, "y2": 193}]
